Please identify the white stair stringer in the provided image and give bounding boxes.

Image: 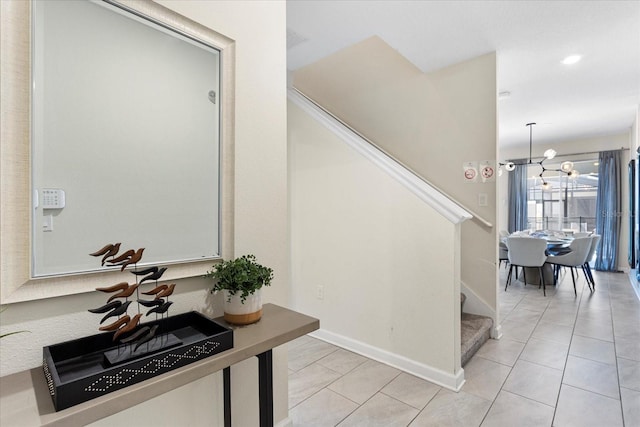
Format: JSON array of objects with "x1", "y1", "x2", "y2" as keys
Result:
[{"x1": 461, "y1": 281, "x2": 501, "y2": 339}]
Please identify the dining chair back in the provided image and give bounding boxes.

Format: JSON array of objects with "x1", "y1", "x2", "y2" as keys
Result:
[
  {"x1": 499, "y1": 242, "x2": 509, "y2": 269},
  {"x1": 546, "y1": 236, "x2": 593, "y2": 294},
  {"x1": 583, "y1": 234, "x2": 601, "y2": 289},
  {"x1": 505, "y1": 237, "x2": 548, "y2": 295}
]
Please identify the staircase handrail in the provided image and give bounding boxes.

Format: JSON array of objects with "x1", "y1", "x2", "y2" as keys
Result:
[{"x1": 289, "y1": 88, "x2": 493, "y2": 228}]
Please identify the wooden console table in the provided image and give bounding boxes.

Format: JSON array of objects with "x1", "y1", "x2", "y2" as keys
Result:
[{"x1": 0, "y1": 304, "x2": 319, "y2": 427}]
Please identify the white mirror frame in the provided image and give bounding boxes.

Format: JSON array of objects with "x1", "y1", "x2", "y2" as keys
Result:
[{"x1": 0, "y1": 0, "x2": 235, "y2": 304}]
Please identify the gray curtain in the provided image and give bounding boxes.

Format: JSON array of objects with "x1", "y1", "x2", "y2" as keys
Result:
[
  {"x1": 595, "y1": 150, "x2": 621, "y2": 271},
  {"x1": 508, "y1": 162, "x2": 528, "y2": 233}
]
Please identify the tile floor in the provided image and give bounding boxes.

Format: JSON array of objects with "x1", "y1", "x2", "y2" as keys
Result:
[{"x1": 287, "y1": 269, "x2": 640, "y2": 426}]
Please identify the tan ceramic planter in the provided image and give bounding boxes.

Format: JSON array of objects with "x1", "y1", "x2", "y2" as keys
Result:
[{"x1": 222, "y1": 288, "x2": 262, "y2": 325}]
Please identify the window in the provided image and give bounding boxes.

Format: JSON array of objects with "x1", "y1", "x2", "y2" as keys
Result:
[{"x1": 527, "y1": 159, "x2": 599, "y2": 231}]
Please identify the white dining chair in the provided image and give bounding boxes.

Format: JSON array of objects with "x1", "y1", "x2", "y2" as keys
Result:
[
  {"x1": 546, "y1": 237, "x2": 593, "y2": 294},
  {"x1": 499, "y1": 241, "x2": 509, "y2": 269},
  {"x1": 582, "y1": 234, "x2": 601, "y2": 290},
  {"x1": 505, "y1": 237, "x2": 548, "y2": 296},
  {"x1": 573, "y1": 232, "x2": 592, "y2": 238}
]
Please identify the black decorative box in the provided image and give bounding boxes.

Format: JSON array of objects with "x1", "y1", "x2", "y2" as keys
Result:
[{"x1": 42, "y1": 311, "x2": 233, "y2": 411}]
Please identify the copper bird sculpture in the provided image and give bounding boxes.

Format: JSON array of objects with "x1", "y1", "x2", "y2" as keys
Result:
[
  {"x1": 142, "y1": 284, "x2": 167, "y2": 296},
  {"x1": 88, "y1": 243, "x2": 122, "y2": 265},
  {"x1": 106, "y1": 249, "x2": 135, "y2": 265},
  {"x1": 106, "y1": 284, "x2": 139, "y2": 302},
  {"x1": 118, "y1": 248, "x2": 145, "y2": 271},
  {"x1": 119, "y1": 326, "x2": 150, "y2": 344},
  {"x1": 113, "y1": 313, "x2": 143, "y2": 341},
  {"x1": 107, "y1": 248, "x2": 145, "y2": 271},
  {"x1": 99, "y1": 315, "x2": 131, "y2": 332},
  {"x1": 155, "y1": 283, "x2": 176, "y2": 300},
  {"x1": 96, "y1": 282, "x2": 128, "y2": 293}
]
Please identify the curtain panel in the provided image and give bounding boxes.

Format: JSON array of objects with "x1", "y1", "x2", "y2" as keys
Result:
[
  {"x1": 508, "y1": 162, "x2": 528, "y2": 233},
  {"x1": 595, "y1": 150, "x2": 622, "y2": 271}
]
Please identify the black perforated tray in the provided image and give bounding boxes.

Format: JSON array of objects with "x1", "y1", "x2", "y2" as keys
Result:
[{"x1": 43, "y1": 311, "x2": 233, "y2": 411}]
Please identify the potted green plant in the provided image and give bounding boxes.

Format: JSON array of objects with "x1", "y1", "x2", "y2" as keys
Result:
[{"x1": 205, "y1": 254, "x2": 273, "y2": 325}]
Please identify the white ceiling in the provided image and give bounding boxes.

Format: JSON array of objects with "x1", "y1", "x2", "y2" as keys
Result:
[{"x1": 286, "y1": 0, "x2": 640, "y2": 149}]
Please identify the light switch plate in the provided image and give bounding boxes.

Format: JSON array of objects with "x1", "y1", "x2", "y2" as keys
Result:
[{"x1": 478, "y1": 193, "x2": 488, "y2": 207}]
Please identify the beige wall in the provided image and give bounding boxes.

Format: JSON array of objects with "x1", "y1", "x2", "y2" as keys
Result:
[
  {"x1": 0, "y1": 1, "x2": 288, "y2": 426},
  {"x1": 499, "y1": 132, "x2": 633, "y2": 272},
  {"x1": 289, "y1": 100, "x2": 462, "y2": 382},
  {"x1": 293, "y1": 36, "x2": 498, "y2": 319}
]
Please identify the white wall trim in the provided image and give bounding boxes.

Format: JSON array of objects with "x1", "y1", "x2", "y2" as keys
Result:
[
  {"x1": 288, "y1": 88, "x2": 474, "y2": 226},
  {"x1": 310, "y1": 329, "x2": 465, "y2": 392},
  {"x1": 460, "y1": 280, "x2": 500, "y2": 338}
]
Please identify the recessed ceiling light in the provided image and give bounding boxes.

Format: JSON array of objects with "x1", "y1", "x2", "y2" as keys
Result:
[{"x1": 562, "y1": 55, "x2": 582, "y2": 65}]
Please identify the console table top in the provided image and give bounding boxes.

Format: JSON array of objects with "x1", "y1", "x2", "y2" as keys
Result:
[{"x1": 0, "y1": 303, "x2": 319, "y2": 427}]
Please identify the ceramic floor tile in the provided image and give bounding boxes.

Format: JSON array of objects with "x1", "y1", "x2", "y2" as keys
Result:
[
  {"x1": 289, "y1": 363, "x2": 343, "y2": 408},
  {"x1": 531, "y1": 321, "x2": 573, "y2": 345},
  {"x1": 539, "y1": 310, "x2": 577, "y2": 327},
  {"x1": 290, "y1": 388, "x2": 358, "y2": 427},
  {"x1": 562, "y1": 355, "x2": 619, "y2": 399},
  {"x1": 288, "y1": 334, "x2": 316, "y2": 350},
  {"x1": 499, "y1": 319, "x2": 536, "y2": 343},
  {"x1": 504, "y1": 307, "x2": 543, "y2": 324},
  {"x1": 501, "y1": 359, "x2": 562, "y2": 407},
  {"x1": 515, "y1": 299, "x2": 549, "y2": 314},
  {"x1": 328, "y1": 360, "x2": 400, "y2": 404},
  {"x1": 381, "y1": 373, "x2": 441, "y2": 410},
  {"x1": 620, "y1": 387, "x2": 640, "y2": 427},
  {"x1": 613, "y1": 320, "x2": 640, "y2": 341},
  {"x1": 316, "y1": 349, "x2": 368, "y2": 375},
  {"x1": 519, "y1": 337, "x2": 569, "y2": 370},
  {"x1": 473, "y1": 338, "x2": 525, "y2": 367},
  {"x1": 569, "y1": 335, "x2": 616, "y2": 365},
  {"x1": 573, "y1": 317, "x2": 614, "y2": 342},
  {"x1": 409, "y1": 389, "x2": 491, "y2": 427},
  {"x1": 461, "y1": 356, "x2": 512, "y2": 401},
  {"x1": 337, "y1": 392, "x2": 419, "y2": 427},
  {"x1": 617, "y1": 357, "x2": 640, "y2": 392},
  {"x1": 288, "y1": 338, "x2": 339, "y2": 371},
  {"x1": 553, "y1": 384, "x2": 623, "y2": 427},
  {"x1": 480, "y1": 390, "x2": 554, "y2": 427},
  {"x1": 288, "y1": 272, "x2": 637, "y2": 426}
]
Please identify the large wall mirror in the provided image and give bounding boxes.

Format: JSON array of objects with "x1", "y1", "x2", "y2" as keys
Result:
[{"x1": 0, "y1": 0, "x2": 235, "y2": 303}]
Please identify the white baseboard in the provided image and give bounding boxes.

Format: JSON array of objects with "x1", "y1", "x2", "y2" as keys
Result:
[
  {"x1": 491, "y1": 324, "x2": 503, "y2": 340},
  {"x1": 310, "y1": 329, "x2": 465, "y2": 392}
]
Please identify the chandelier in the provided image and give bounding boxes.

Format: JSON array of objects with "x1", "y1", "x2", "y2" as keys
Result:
[{"x1": 500, "y1": 123, "x2": 579, "y2": 190}]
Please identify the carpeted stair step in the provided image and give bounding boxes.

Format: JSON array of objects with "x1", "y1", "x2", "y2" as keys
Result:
[{"x1": 461, "y1": 312, "x2": 493, "y2": 366}]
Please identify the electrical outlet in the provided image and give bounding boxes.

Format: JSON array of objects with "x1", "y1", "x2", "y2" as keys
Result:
[{"x1": 316, "y1": 285, "x2": 324, "y2": 300}]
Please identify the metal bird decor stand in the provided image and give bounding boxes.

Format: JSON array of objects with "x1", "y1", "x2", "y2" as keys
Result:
[
  {"x1": 42, "y1": 244, "x2": 233, "y2": 411},
  {"x1": 87, "y1": 244, "x2": 181, "y2": 365}
]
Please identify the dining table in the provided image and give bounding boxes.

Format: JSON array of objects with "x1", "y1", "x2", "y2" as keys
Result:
[{"x1": 504, "y1": 233, "x2": 574, "y2": 286}]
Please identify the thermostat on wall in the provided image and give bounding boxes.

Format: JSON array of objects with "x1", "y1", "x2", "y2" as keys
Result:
[{"x1": 41, "y1": 189, "x2": 66, "y2": 209}]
